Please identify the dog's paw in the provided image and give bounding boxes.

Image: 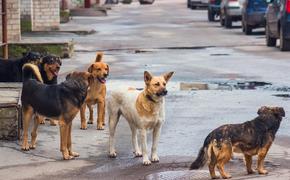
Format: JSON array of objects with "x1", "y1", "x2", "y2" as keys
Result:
[
  {"x1": 29, "y1": 144, "x2": 36, "y2": 149},
  {"x1": 211, "y1": 175, "x2": 220, "y2": 179},
  {"x1": 39, "y1": 120, "x2": 45, "y2": 124},
  {"x1": 80, "y1": 124, "x2": 87, "y2": 130},
  {"x1": 109, "y1": 152, "x2": 117, "y2": 158},
  {"x1": 258, "y1": 169, "x2": 268, "y2": 175},
  {"x1": 151, "y1": 155, "x2": 159, "y2": 163},
  {"x1": 49, "y1": 120, "x2": 57, "y2": 126},
  {"x1": 87, "y1": 121, "x2": 93, "y2": 124},
  {"x1": 21, "y1": 142, "x2": 30, "y2": 151},
  {"x1": 97, "y1": 125, "x2": 105, "y2": 130},
  {"x1": 134, "y1": 151, "x2": 142, "y2": 157},
  {"x1": 63, "y1": 151, "x2": 74, "y2": 160},
  {"x1": 247, "y1": 169, "x2": 255, "y2": 174},
  {"x1": 221, "y1": 174, "x2": 232, "y2": 179},
  {"x1": 69, "y1": 151, "x2": 79, "y2": 157},
  {"x1": 143, "y1": 159, "x2": 152, "y2": 166}
]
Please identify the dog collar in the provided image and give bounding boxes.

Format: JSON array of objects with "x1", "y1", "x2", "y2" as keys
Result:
[{"x1": 146, "y1": 94, "x2": 156, "y2": 103}]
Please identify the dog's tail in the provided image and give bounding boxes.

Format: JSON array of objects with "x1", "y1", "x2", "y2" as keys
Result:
[
  {"x1": 95, "y1": 52, "x2": 103, "y2": 62},
  {"x1": 22, "y1": 63, "x2": 43, "y2": 83},
  {"x1": 189, "y1": 134, "x2": 211, "y2": 170}
]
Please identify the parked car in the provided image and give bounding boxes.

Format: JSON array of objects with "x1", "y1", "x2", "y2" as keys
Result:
[
  {"x1": 187, "y1": 0, "x2": 208, "y2": 9},
  {"x1": 220, "y1": 0, "x2": 244, "y2": 28},
  {"x1": 208, "y1": 0, "x2": 222, "y2": 21},
  {"x1": 265, "y1": 0, "x2": 290, "y2": 51},
  {"x1": 139, "y1": 0, "x2": 155, "y2": 4},
  {"x1": 241, "y1": 0, "x2": 269, "y2": 34}
]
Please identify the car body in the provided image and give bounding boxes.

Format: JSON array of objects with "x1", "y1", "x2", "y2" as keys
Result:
[
  {"x1": 241, "y1": 0, "x2": 269, "y2": 34},
  {"x1": 139, "y1": 0, "x2": 155, "y2": 4},
  {"x1": 208, "y1": 0, "x2": 222, "y2": 21},
  {"x1": 187, "y1": 0, "x2": 209, "y2": 9},
  {"x1": 220, "y1": 0, "x2": 244, "y2": 28},
  {"x1": 265, "y1": 0, "x2": 290, "y2": 51}
]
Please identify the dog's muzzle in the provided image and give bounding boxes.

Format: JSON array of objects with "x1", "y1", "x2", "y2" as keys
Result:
[{"x1": 156, "y1": 90, "x2": 168, "y2": 97}]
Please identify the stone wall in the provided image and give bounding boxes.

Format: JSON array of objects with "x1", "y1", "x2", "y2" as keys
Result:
[
  {"x1": 32, "y1": 0, "x2": 60, "y2": 31},
  {"x1": 0, "y1": 0, "x2": 21, "y2": 42}
]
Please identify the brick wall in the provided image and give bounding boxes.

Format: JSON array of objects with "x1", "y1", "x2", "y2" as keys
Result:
[
  {"x1": 21, "y1": 0, "x2": 32, "y2": 19},
  {"x1": 32, "y1": 0, "x2": 60, "y2": 31},
  {"x1": 0, "y1": 0, "x2": 21, "y2": 42}
]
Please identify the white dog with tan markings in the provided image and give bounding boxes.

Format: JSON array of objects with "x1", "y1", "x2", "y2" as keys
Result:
[{"x1": 108, "y1": 71, "x2": 174, "y2": 165}]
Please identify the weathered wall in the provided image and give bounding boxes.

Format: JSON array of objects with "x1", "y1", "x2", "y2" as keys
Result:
[{"x1": 32, "y1": 0, "x2": 60, "y2": 31}]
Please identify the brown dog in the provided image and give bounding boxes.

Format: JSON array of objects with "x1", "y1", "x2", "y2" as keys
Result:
[
  {"x1": 190, "y1": 106, "x2": 285, "y2": 178},
  {"x1": 80, "y1": 52, "x2": 109, "y2": 130},
  {"x1": 21, "y1": 63, "x2": 93, "y2": 160}
]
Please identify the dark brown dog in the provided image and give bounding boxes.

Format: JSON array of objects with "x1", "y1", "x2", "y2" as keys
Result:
[
  {"x1": 190, "y1": 106, "x2": 285, "y2": 179},
  {"x1": 21, "y1": 63, "x2": 93, "y2": 160}
]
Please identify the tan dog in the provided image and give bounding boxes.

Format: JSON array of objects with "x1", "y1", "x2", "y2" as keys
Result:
[
  {"x1": 80, "y1": 52, "x2": 109, "y2": 130},
  {"x1": 207, "y1": 138, "x2": 232, "y2": 179},
  {"x1": 108, "y1": 71, "x2": 174, "y2": 165}
]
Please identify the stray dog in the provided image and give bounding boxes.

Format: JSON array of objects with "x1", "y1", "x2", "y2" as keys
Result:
[
  {"x1": 21, "y1": 63, "x2": 93, "y2": 160},
  {"x1": 0, "y1": 51, "x2": 42, "y2": 82},
  {"x1": 207, "y1": 138, "x2": 233, "y2": 179},
  {"x1": 108, "y1": 71, "x2": 174, "y2": 165},
  {"x1": 190, "y1": 106, "x2": 285, "y2": 178},
  {"x1": 36, "y1": 55, "x2": 62, "y2": 126},
  {"x1": 80, "y1": 52, "x2": 109, "y2": 130}
]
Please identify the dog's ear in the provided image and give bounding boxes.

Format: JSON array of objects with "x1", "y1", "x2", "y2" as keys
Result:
[
  {"x1": 257, "y1": 106, "x2": 268, "y2": 115},
  {"x1": 106, "y1": 64, "x2": 110, "y2": 75},
  {"x1": 95, "y1": 52, "x2": 103, "y2": 62},
  {"x1": 88, "y1": 64, "x2": 94, "y2": 73},
  {"x1": 66, "y1": 73, "x2": 72, "y2": 80},
  {"x1": 163, "y1": 72, "x2": 174, "y2": 82},
  {"x1": 144, "y1": 71, "x2": 152, "y2": 84},
  {"x1": 274, "y1": 107, "x2": 285, "y2": 117}
]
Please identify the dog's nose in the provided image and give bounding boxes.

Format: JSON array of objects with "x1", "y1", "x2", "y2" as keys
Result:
[
  {"x1": 163, "y1": 90, "x2": 168, "y2": 95},
  {"x1": 104, "y1": 73, "x2": 108, "y2": 78}
]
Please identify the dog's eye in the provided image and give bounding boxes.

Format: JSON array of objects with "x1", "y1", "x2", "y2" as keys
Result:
[
  {"x1": 163, "y1": 83, "x2": 166, "y2": 86},
  {"x1": 97, "y1": 68, "x2": 101, "y2": 71},
  {"x1": 155, "y1": 82, "x2": 160, "y2": 86}
]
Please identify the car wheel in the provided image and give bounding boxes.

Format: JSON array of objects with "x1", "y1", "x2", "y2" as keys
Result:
[
  {"x1": 191, "y1": 5, "x2": 197, "y2": 9},
  {"x1": 244, "y1": 24, "x2": 252, "y2": 35},
  {"x1": 208, "y1": 8, "x2": 215, "y2": 22},
  {"x1": 224, "y1": 14, "x2": 232, "y2": 28},
  {"x1": 280, "y1": 27, "x2": 290, "y2": 51},
  {"x1": 266, "y1": 24, "x2": 276, "y2": 47}
]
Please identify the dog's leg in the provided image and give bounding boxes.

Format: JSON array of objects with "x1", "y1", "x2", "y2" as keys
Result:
[
  {"x1": 21, "y1": 106, "x2": 33, "y2": 151},
  {"x1": 87, "y1": 104, "x2": 94, "y2": 124},
  {"x1": 80, "y1": 104, "x2": 87, "y2": 130},
  {"x1": 67, "y1": 122, "x2": 79, "y2": 158},
  {"x1": 217, "y1": 162, "x2": 231, "y2": 179},
  {"x1": 257, "y1": 143, "x2": 272, "y2": 175},
  {"x1": 49, "y1": 119, "x2": 58, "y2": 126},
  {"x1": 109, "y1": 113, "x2": 120, "y2": 158},
  {"x1": 30, "y1": 115, "x2": 40, "y2": 149},
  {"x1": 97, "y1": 100, "x2": 105, "y2": 130},
  {"x1": 129, "y1": 125, "x2": 142, "y2": 157},
  {"x1": 151, "y1": 126, "x2": 161, "y2": 163},
  {"x1": 244, "y1": 154, "x2": 255, "y2": 174},
  {"x1": 36, "y1": 114, "x2": 45, "y2": 124},
  {"x1": 140, "y1": 129, "x2": 151, "y2": 165},
  {"x1": 209, "y1": 160, "x2": 219, "y2": 179},
  {"x1": 59, "y1": 119, "x2": 72, "y2": 160}
]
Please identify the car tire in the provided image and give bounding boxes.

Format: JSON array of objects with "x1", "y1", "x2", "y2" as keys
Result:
[
  {"x1": 187, "y1": 0, "x2": 191, "y2": 8},
  {"x1": 244, "y1": 24, "x2": 252, "y2": 35},
  {"x1": 208, "y1": 8, "x2": 215, "y2": 22},
  {"x1": 280, "y1": 27, "x2": 290, "y2": 51},
  {"x1": 266, "y1": 24, "x2": 276, "y2": 47},
  {"x1": 191, "y1": 5, "x2": 197, "y2": 9},
  {"x1": 224, "y1": 15, "x2": 232, "y2": 28}
]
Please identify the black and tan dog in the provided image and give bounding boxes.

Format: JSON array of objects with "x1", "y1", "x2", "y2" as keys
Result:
[
  {"x1": 190, "y1": 106, "x2": 285, "y2": 179},
  {"x1": 36, "y1": 55, "x2": 62, "y2": 126},
  {"x1": 21, "y1": 63, "x2": 93, "y2": 160},
  {"x1": 0, "y1": 51, "x2": 42, "y2": 82}
]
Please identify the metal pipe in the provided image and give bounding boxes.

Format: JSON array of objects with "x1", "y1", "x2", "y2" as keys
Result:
[{"x1": 2, "y1": 0, "x2": 8, "y2": 59}]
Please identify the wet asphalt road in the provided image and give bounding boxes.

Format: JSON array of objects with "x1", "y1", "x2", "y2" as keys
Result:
[{"x1": 1, "y1": 0, "x2": 290, "y2": 179}]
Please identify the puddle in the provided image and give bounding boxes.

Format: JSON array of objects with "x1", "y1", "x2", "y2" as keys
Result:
[
  {"x1": 180, "y1": 81, "x2": 272, "y2": 91},
  {"x1": 159, "y1": 46, "x2": 215, "y2": 50},
  {"x1": 272, "y1": 94, "x2": 290, "y2": 98},
  {"x1": 210, "y1": 53, "x2": 230, "y2": 56}
]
